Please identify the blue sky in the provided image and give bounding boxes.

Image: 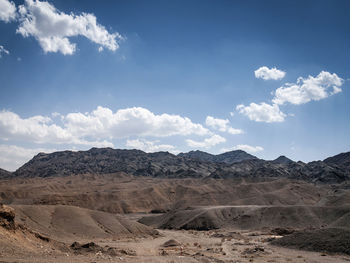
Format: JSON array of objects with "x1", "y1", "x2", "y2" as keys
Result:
[{"x1": 0, "y1": 0, "x2": 349, "y2": 170}]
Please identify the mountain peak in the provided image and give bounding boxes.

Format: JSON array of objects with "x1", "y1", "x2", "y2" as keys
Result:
[{"x1": 272, "y1": 155, "x2": 294, "y2": 164}]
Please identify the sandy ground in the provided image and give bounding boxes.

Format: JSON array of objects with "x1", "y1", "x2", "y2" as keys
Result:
[
  {"x1": 0, "y1": 175, "x2": 349, "y2": 262},
  {"x1": 1, "y1": 226, "x2": 350, "y2": 263}
]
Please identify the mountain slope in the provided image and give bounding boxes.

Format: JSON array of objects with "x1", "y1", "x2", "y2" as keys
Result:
[
  {"x1": 0, "y1": 168, "x2": 11, "y2": 178},
  {"x1": 324, "y1": 152, "x2": 350, "y2": 167}
]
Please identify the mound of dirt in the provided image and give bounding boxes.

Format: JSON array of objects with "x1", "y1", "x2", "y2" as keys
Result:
[
  {"x1": 271, "y1": 228, "x2": 350, "y2": 255},
  {"x1": 139, "y1": 205, "x2": 350, "y2": 231},
  {"x1": 13, "y1": 204, "x2": 158, "y2": 242}
]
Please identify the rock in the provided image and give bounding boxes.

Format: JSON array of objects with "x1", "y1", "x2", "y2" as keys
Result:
[
  {"x1": 71, "y1": 242, "x2": 102, "y2": 253},
  {"x1": 70, "y1": 241, "x2": 136, "y2": 256},
  {"x1": 162, "y1": 239, "x2": 181, "y2": 247},
  {"x1": 0, "y1": 204, "x2": 16, "y2": 230},
  {"x1": 271, "y1": 227, "x2": 295, "y2": 236}
]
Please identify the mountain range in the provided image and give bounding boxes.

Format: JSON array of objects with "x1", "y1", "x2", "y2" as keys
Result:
[{"x1": 1, "y1": 148, "x2": 349, "y2": 184}]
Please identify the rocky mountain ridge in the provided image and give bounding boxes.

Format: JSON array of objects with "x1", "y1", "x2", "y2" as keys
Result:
[
  {"x1": 178, "y1": 150, "x2": 257, "y2": 163},
  {"x1": 3, "y1": 148, "x2": 350, "y2": 183}
]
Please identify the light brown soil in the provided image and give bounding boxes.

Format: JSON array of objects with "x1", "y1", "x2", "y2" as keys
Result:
[
  {"x1": 1, "y1": 174, "x2": 350, "y2": 262},
  {"x1": 0, "y1": 173, "x2": 339, "y2": 213}
]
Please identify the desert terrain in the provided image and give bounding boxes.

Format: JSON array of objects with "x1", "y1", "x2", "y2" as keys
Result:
[{"x1": 0, "y1": 148, "x2": 350, "y2": 262}]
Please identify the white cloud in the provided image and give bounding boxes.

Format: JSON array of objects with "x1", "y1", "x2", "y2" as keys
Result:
[
  {"x1": 221, "y1": 144, "x2": 263, "y2": 154},
  {"x1": 255, "y1": 66, "x2": 286, "y2": 80},
  {"x1": 0, "y1": 0, "x2": 16, "y2": 22},
  {"x1": 0, "y1": 106, "x2": 210, "y2": 148},
  {"x1": 186, "y1": 134, "x2": 226, "y2": 149},
  {"x1": 236, "y1": 102, "x2": 286, "y2": 123},
  {"x1": 16, "y1": 0, "x2": 123, "y2": 55},
  {"x1": 64, "y1": 106, "x2": 211, "y2": 139},
  {"x1": 0, "y1": 144, "x2": 57, "y2": 171},
  {"x1": 273, "y1": 71, "x2": 344, "y2": 105},
  {"x1": 238, "y1": 71, "x2": 344, "y2": 123},
  {"x1": 126, "y1": 139, "x2": 176, "y2": 153},
  {"x1": 0, "y1": 45, "x2": 9, "y2": 57},
  {"x1": 205, "y1": 116, "x2": 243, "y2": 134},
  {"x1": 0, "y1": 110, "x2": 113, "y2": 147}
]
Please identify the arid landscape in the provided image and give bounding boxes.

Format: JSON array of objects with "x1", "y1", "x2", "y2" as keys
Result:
[
  {"x1": 0, "y1": 148, "x2": 350, "y2": 262},
  {"x1": 1, "y1": 0, "x2": 350, "y2": 262}
]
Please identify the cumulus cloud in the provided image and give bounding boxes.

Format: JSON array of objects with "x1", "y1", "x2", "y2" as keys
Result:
[
  {"x1": 16, "y1": 0, "x2": 123, "y2": 55},
  {"x1": 221, "y1": 144, "x2": 263, "y2": 154},
  {"x1": 126, "y1": 139, "x2": 176, "y2": 153},
  {"x1": 0, "y1": 0, "x2": 16, "y2": 22},
  {"x1": 0, "y1": 110, "x2": 113, "y2": 147},
  {"x1": 0, "y1": 106, "x2": 210, "y2": 148},
  {"x1": 238, "y1": 71, "x2": 343, "y2": 123},
  {"x1": 205, "y1": 116, "x2": 243, "y2": 135},
  {"x1": 64, "y1": 106, "x2": 210, "y2": 139},
  {"x1": 273, "y1": 71, "x2": 344, "y2": 105},
  {"x1": 0, "y1": 144, "x2": 57, "y2": 171},
  {"x1": 236, "y1": 102, "x2": 286, "y2": 123},
  {"x1": 0, "y1": 45, "x2": 9, "y2": 57},
  {"x1": 186, "y1": 134, "x2": 226, "y2": 149},
  {"x1": 254, "y1": 66, "x2": 286, "y2": 80}
]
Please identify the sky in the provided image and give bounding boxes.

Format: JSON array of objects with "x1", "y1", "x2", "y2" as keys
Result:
[{"x1": 0, "y1": 0, "x2": 349, "y2": 171}]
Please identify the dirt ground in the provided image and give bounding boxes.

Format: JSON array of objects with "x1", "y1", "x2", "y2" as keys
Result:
[
  {"x1": 1, "y1": 175, "x2": 350, "y2": 262},
  {"x1": 1, "y1": 225, "x2": 350, "y2": 263}
]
